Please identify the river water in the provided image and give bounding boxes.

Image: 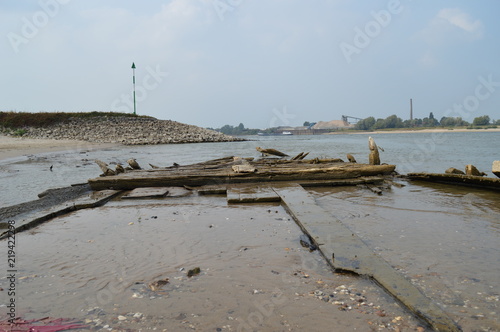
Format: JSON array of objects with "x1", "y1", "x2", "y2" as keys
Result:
[
  {"x1": 1, "y1": 131, "x2": 499, "y2": 331},
  {"x1": 1, "y1": 131, "x2": 499, "y2": 207}
]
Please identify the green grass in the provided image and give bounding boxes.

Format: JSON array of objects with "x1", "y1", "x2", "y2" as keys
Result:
[
  {"x1": 12, "y1": 128, "x2": 27, "y2": 136},
  {"x1": 0, "y1": 111, "x2": 151, "y2": 129}
]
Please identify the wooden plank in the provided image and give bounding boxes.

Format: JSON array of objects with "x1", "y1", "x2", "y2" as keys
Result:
[
  {"x1": 0, "y1": 190, "x2": 121, "y2": 239},
  {"x1": 298, "y1": 176, "x2": 384, "y2": 187},
  {"x1": 189, "y1": 177, "x2": 385, "y2": 194},
  {"x1": 166, "y1": 187, "x2": 192, "y2": 197},
  {"x1": 227, "y1": 185, "x2": 281, "y2": 204},
  {"x1": 408, "y1": 172, "x2": 500, "y2": 191},
  {"x1": 196, "y1": 186, "x2": 227, "y2": 195},
  {"x1": 273, "y1": 185, "x2": 460, "y2": 332},
  {"x1": 122, "y1": 187, "x2": 169, "y2": 199}
]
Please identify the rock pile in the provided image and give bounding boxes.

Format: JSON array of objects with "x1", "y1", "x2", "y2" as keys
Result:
[{"x1": 18, "y1": 116, "x2": 240, "y2": 145}]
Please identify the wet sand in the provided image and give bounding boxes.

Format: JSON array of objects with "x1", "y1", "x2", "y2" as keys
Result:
[
  {"x1": 0, "y1": 135, "x2": 118, "y2": 161},
  {"x1": 0, "y1": 194, "x2": 426, "y2": 331}
]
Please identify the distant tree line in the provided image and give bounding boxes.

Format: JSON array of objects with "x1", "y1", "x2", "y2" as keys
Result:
[
  {"x1": 355, "y1": 113, "x2": 498, "y2": 131},
  {"x1": 211, "y1": 123, "x2": 260, "y2": 135}
]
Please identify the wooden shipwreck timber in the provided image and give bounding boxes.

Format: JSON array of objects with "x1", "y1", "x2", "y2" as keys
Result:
[
  {"x1": 408, "y1": 172, "x2": 500, "y2": 191},
  {"x1": 3, "y1": 145, "x2": 470, "y2": 330},
  {"x1": 88, "y1": 156, "x2": 397, "y2": 191},
  {"x1": 85, "y1": 155, "x2": 464, "y2": 331}
]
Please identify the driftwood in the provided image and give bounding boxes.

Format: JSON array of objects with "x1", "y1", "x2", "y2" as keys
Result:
[
  {"x1": 291, "y1": 152, "x2": 310, "y2": 161},
  {"x1": 445, "y1": 167, "x2": 464, "y2": 175},
  {"x1": 127, "y1": 158, "x2": 141, "y2": 170},
  {"x1": 88, "y1": 156, "x2": 396, "y2": 190},
  {"x1": 299, "y1": 152, "x2": 309, "y2": 160},
  {"x1": 408, "y1": 172, "x2": 500, "y2": 191},
  {"x1": 346, "y1": 154, "x2": 357, "y2": 163},
  {"x1": 115, "y1": 164, "x2": 124, "y2": 174},
  {"x1": 465, "y1": 164, "x2": 486, "y2": 176},
  {"x1": 95, "y1": 159, "x2": 116, "y2": 176},
  {"x1": 368, "y1": 137, "x2": 380, "y2": 165},
  {"x1": 256, "y1": 147, "x2": 289, "y2": 157}
]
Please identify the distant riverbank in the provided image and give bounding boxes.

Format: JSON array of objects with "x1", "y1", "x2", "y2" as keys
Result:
[{"x1": 327, "y1": 127, "x2": 500, "y2": 135}]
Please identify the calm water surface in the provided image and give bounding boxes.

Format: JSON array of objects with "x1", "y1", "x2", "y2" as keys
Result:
[{"x1": 1, "y1": 131, "x2": 499, "y2": 207}]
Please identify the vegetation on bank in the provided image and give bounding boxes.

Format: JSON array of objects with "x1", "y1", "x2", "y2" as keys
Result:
[
  {"x1": 210, "y1": 123, "x2": 261, "y2": 135},
  {"x1": 0, "y1": 111, "x2": 149, "y2": 130},
  {"x1": 354, "y1": 114, "x2": 498, "y2": 131}
]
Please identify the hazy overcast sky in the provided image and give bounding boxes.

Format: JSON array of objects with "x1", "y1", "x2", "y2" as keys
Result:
[{"x1": 2, "y1": 0, "x2": 499, "y2": 128}]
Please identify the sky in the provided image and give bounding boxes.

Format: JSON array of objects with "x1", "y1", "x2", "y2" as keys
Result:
[{"x1": 1, "y1": 0, "x2": 499, "y2": 129}]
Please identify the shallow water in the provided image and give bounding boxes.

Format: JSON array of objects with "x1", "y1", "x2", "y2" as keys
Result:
[
  {"x1": 1, "y1": 131, "x2": 499, "y2": 207},
  {"x1": 0, "y1": 195, "x2": 424, "y2": 331},
  {"x1": 309, "y1": 182, "x2": 500, "y2": 331}
]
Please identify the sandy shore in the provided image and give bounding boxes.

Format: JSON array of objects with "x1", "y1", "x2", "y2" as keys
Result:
[{"x1": 0, "y1": 135, "x2": 118, "y2": 161}]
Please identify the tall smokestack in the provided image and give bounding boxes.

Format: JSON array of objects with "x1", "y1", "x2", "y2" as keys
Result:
[{"x1": 410, "y1": 98, "x2": 413, "y2": 121}]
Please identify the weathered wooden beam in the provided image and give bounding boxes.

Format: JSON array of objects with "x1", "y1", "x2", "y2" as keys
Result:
[
  {"x1": 408, "y1": 172, "x2": 500, "y2": 191},
  {"x1": 273, "y1": 185, "x2": 461, "y2": 332},
  {"x1": 88, "y1": 162, "x2": 396, "y2": 191}
]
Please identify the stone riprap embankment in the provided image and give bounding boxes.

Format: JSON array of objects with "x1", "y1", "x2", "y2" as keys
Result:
[{"x1": 14, "y1": 116, "x2": 240, "y2": 145}]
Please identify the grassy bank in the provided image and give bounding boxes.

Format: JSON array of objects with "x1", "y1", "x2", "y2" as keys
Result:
[{"x1": 0, "y1": 111, "x2": 149, "y2": 129}]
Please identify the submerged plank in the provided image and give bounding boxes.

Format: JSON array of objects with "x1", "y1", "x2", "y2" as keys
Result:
[
  {"x1": 122, "y1": 187, "x2": 170, "y2": 199},
  {"x1": 0, "y1": 190, "x2": 121, "y2": 239},
  {"x1": 273, "y1": 185, "x2": 461, "y2": 332},
  {"x1": 227, "y1": 185, "x2": 281, "y2": 204}
]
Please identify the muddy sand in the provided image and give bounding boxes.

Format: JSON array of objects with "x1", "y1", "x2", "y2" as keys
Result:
[{"x1": 0, "y1": 193, "x2": 427, "y2": 331}]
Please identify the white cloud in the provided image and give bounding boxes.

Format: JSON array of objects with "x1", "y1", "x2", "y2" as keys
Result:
[
  {"x1": 437, "y1": 8, "x2": 483, "y2": 38},
  {"x1": 419, "y1": 8, "x2": 484, "y2": 43}
]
